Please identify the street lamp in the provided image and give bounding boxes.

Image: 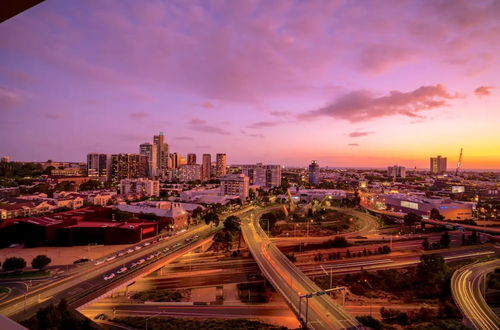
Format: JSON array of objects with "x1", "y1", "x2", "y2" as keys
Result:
[{"x1": 145, "y1": 311, "x2": 164, "y2": 330}]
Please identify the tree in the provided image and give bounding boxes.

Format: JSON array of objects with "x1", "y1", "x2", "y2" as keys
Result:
[
  {"x1": 430, "y1": 208, "x2": 445, "y2": 221},
  {"x1": 417, "y1": 254, "x2": 449, "y2": 297},
  {"x1": 440, "y1": 231, "x2": 451, "y2": 248},
  {"x1": 330, "y1": 236, "x2": 349, "y2": 248},
  {"x1": 403, "y1": 212, "x2": 422, "y2": 231},
  {"x1": 422, "y1": 238, "x2": 430, "y2": 250},
  {"x1": 203, "y1": 211, "x2": 220, "y2": 226},
  {"x1": 248, "y1": 189, "x2": 256, "y2": 201},
  {"x1": 31, "y1": 255, "x2": 52, "y2": 271},
  {"x1": 2, "y1": 257, "x2": 26, "y2": 272},
  {"x1": 223, "y1": 216, "x2": 240, "y2": 232}
]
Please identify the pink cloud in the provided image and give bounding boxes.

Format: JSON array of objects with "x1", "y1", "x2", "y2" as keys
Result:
[
  {"x1": 349, "y1": 131, "x2": 373, "y2": 138},
  {"x1": 474, "y1": 86, "x2": 494, "y2": 97},
  {"x1": 129, "y1": 112, "x2": 149, "y2": 119},
  {"x1": 0, "y1": 87, "x2": 21, "y2": 110},
  {"x1": 188, "y1": 118, "x2": 230, "y2": 135},
  {"x1": 300, "y1": 84, "x2": 460, "y2": 122}
]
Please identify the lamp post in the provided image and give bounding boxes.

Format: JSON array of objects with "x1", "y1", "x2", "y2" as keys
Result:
[
  {"x1": 145, "y1": 311, "x2": 163, "y2": 330},
  {"x1": 320, "y1": 265, "x2": 333, "y2": 289}
]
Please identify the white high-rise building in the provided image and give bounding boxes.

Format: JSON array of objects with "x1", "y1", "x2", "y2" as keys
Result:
[
  {"x1": 387, "y1": 165, "x2": 406, "y2": 178},
  {"x1": 220, "y1": 174, "x2": 249, "y2": 201},
  {"x1": 239, "y1": 163, "x2": 281, "y2": 187}
]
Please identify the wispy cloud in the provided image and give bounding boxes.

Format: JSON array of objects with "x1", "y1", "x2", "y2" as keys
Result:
[
  {"x1": 348, "y1": 143, "x2": 359, "y2": 147},
  {"x1": 174, "y1": 136, "x2": 194, "y2": 141},
  {"x1": 188, "y1": 118, "x2": 230, "y2": 135},
  {"x1": 193, "y1": 101, "x2": 218, "y2": 109},
  {"x1": 0, "y1": 87, "x2": 21, "y2": 111},
  {"x1": 247, "y1": 121, "x2": 282, "y2": 129},
  {"x1": 349, "y1": 131, "x2": 373, "y2": 138},
  {"x1": 130, "y1": 112, "x2": 149, "y2": 119}
]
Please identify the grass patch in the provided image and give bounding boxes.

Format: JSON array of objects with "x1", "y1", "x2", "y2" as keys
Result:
[
  {"x1": 0, "y1": 286, "x2": 10, "y2": 294},
  {"x1": 113, "y1": 316, "x2": 287, "y2": 330},
  {"x1": 0, "y1": 270, "x2": 50, "y2": 279},
  {"x1": 132, "y1": 289, "x2": 183, "y2": 302}
]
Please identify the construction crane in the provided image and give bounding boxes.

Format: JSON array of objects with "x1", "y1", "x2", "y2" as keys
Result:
[{"x1": 455, "y1": 148, "x2": 463, "y2": 176}]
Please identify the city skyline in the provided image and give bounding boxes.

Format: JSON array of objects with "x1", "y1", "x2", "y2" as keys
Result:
[{"x1": 1, "y1": 0, "x2": 499, "y2": 169}]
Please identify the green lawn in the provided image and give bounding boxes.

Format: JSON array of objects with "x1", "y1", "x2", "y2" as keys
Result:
[{"x1": 0, "y1": 287, "x2": 9, "y2": 293}]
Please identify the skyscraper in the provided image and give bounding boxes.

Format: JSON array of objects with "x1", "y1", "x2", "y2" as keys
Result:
[
  {"x1": 139, "y1": 142, "x2": 156, "y2": 177},
  {"x1": 170, "y1": 152, "x2": 180, "y2": 169},
  {"x1": 187, "y1": 153, "x2": 196, "y2": 165},
  {"x1": 308, "y1": 160, "x2": 320, "y2": 185},
  {"x1": 430, "y1": 155, "x2": 447, "y2": 175},
  {"x1": 216, "y1": 153, "x2": 227, "y2": 177},
  {"x1": 201, "y1": 154, "x2": 211, "y2": 181},
  {"x1": 87, "y1": 153, "x2": 110, "y2": 179},
  {"x1": 153, "y1": 132, "x2": 170, "y2": 174}
]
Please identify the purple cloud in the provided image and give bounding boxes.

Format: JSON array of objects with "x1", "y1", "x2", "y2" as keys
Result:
[
  {"x1": 300, "y1": 84, "x2": 459, "y2": 122},
  {"x1": 174, "y1": 136, "x2": 193, "y2": 141},
  {"x1": 247, "y1": 121, "x2": 282, "y2": 129},
  {"x1": 130, "y1": 112, "x2": 149, "y2": 119},
  {"x1": 188, "y1": 119, "x2": 230, "y2": 135},
  {"x1": 193, "y1": 101, "x2": 217, "y2": 109},
  {"x1": 0, "y1": 87, "x2": 21, "y2": 110}
]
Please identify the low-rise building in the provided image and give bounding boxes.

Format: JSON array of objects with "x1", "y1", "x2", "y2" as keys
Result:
[{"x1": 120, "y1": 178, "x2": 160, "y2": 197}]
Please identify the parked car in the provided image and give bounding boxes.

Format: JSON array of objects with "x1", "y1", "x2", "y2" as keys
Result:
[
  {"x1": 74, "y1": 258, "x2": 90, "y2": 264},
  {"x1": 117, "y1": 267, "x2": 128, "y2": 274}
]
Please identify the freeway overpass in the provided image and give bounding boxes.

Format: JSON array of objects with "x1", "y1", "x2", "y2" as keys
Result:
[
  {"x1": 0, "y1": 223, "x2": 218, "y2": 321},
  {"x1": 241, "y1": 211, "x2": 361, "y2": 330},
  {"x1": 451, "y1": 259, "x2": 500, "y2": 330}
]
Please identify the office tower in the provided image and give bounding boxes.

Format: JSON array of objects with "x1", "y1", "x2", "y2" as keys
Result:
[
  {"x1": 187, "y1": 153, "x2": 197, "y2": 165},
  {"x1": 87, "y1": 153, "x2": 110, "y2": 178},
  {"x1": 308, "y1": 160, "x2": 320, "y2": 185},
  {"x1": 110, "y1": 154, "x2": 148, "y2": 182},
  {"x1": 201, "y1": 154, "x2": 211, "y2": 181},
  {"x1": 139, "y1": 142, "x2": 156, "y2": 177},
  {"x1": 239, "y1": 163, "x2": 281, "y2": 187},
  {"x1": 216, "y1": 153, "x2": 227, "y2": 177},
  {"x1": 170, "y1": 152, "x2": 180, "y2": 169},
  {"x1": 430, "y1": 155, "x2": 447, "y2": 175},
  {"x1": 387, "y1": 165, "x2": 406, "y2": 178},
  {"x1": 220, "y1": 174, "x2": 249, "y2": 201},
  {"x1": 153, "y1": 132, "x2": 170, "y2": 174}
]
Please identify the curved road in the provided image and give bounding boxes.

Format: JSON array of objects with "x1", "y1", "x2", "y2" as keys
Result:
[
  {"x1": 451, "y1": 259, "x2": 500, "y2": 330},
  {"x1": 242, "y1": 209, "x2": 361, "y2": 330}
]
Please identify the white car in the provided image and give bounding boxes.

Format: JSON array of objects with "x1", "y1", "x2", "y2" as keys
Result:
[
  {"x1": 118, "y1": 252, "x2": 125, "y2": 257},
  {"x1": 143, "y1": 242, "x2": 151, "y2": 247},
  {"x1": 127, "y1": 249, "x2": 134, "y2": 253},
  {"x1": 95, "y1": 260, "x2": 105, "y2": 266},
  {"x1": 117, "y1": 267, "x2": 128, "y2": 274},
  {"x1": 104, "y1": 273, "x2": 115, "y2": 280},
  {"x1": 135, "y1": 246, "x2": 141, "y2": 250},
  {"x1": 146, "y1": 255, "x2": 154, "y2": 260},
  {"x1": 106, "y1": 255, "x2": 116, "y2": 261},
  {"x1": 138, "y1": 259, "x2": 145, "y2": 264}
]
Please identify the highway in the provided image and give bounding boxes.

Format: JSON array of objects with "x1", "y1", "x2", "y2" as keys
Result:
[
  {"x1": 242, "y1": 209, "x2": 361, "y2": 329},
  {"x1": 451, "y1": 259, "x2": 500, "y2": 330},
  {"x1": 0, "y1": 223, "x2": 217, "y2": 320}
]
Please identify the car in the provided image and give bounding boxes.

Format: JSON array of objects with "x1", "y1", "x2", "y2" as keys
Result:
[
  {"x1": 95, "y1": 260, "x2": 105, "y2": 266},
  {"x1": 127, "y1": 249, "x2": 134, "y2": 253},
  {"x1": 118, "y1": 252, "x2": 125, "y2": 257},
  {"x1": 74, "y1": 258, "x2": 90, "y2": 264},
  {"x1": 135, "y1": 246, "x2": 141, "y2": 250},
  {"x1": 143, "y1": 242, "x2": 151, "y2": 247},
  {"x1": 106, "y1": 255, "x2": 116, "y2": 261},
  {"x1": 103, "y1": 273, "x2": 115, "y2": 280},
  {"x1": 152, "y1": 240, "x2": 158, "y2": 244},
  {"x1": 131, "y1": 262, "x2": 138, "y2": 268},
  {"x1": 117, "y1": 267, "x2": 128, "y2": 274},
  {"x1": 146, "y1": 255, "x2": 154, "y2": 260},
  {"x1": 138, "y1": 259, "x2": 145, "y2": 264}
]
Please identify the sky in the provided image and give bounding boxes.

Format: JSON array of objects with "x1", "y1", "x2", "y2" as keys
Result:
[{"x1": 0, "y1": 0, "x2": 499, "y2": 169}]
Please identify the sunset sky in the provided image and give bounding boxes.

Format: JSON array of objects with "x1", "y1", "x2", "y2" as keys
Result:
[{"x1": 1, "y1": 0, "x2": 499, "y2": 169}]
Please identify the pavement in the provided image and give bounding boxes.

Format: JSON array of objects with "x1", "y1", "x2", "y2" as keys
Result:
[
  {"x1": 451, "y1": 259, "x2": 500, "y2": 330},
  {"x1": 241, "y1": 208, "x2": 362, "y2": 330}
]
